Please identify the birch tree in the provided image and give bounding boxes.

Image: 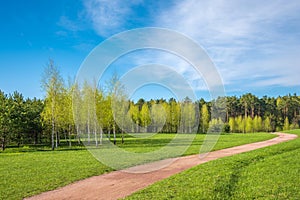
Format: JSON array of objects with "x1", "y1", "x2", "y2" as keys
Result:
[
  {"x1": 41, "y1": 60, "x2": 64, "y2": 150},
  {"x1": 140, "y1": 103, "x2": 151, "y2": 133},
  {"x1": 201, "y1": 104, "x2": 210, "y2": 133}
]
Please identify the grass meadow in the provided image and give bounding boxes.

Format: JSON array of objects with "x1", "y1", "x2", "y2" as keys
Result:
[
  {"x1": 126, "y1": 130, "x2": 300, "y2": 200},
  {"x1": 0, "y1": 133, "x2": 276, "y2": 199}
]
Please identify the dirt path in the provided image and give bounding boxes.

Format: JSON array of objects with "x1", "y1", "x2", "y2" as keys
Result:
[{"x1": 26, "y1": 132, "x2": 297, "y2": 200}]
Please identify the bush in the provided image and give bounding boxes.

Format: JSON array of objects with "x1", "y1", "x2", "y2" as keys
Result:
[{"x1": 223, "y1": 123, "x2": 231, "y2": 133}]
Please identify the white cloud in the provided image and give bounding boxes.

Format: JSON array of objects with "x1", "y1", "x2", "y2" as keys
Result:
[
  {"x1": 155, "y1": 0, "x2": 300, "y2": 89},
  {"x1": 81, "y1": 0, "x2": 300, "y2": 94},
  {"x1": 58, "y1": 16, "x2": 83, "y2": 32},
  {"x1": 83, "y1": 0, "x2": 143, "y2": 37},
  {"x1": 109, "y1": 49, "x2": 206, "y2": 89}
]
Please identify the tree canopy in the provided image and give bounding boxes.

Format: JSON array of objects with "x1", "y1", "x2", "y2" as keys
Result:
[{"x1": 1, "y1": 62, "x2": 300, "y2": 150}]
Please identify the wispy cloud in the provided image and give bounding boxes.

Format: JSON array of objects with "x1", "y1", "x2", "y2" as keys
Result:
[
  {"x1": 114, "y1": 50, "x2": 209, "y2": 92},
  {"x1": 83, "y1": 0, "x2": 143, "y2": 37},
  {"x1": 155, "y1": 0, "x2": 300, "y2": 90},
  {"x1": 81, "y1": 0, "x2": 300, "y2": 94},
  {"x1": 58, "y1": 15, "x2": 84, "y2": 32}
]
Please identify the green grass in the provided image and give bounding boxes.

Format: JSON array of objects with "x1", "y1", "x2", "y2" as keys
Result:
[
  {"x1": 125, "y1": 130, "x2": 300, "y2": 200},
  {"x1": 89, "y1": 133, "x2": 276, "y2": 170},
  {"x1": 0, "y1": 132, "x2": 275, "y2": 200},
  {"x1": 0, "y1": 150, "x2": 111, "y2": 200},
  {"x1": 116, "y1": 133, "x2": 275, "y2": 155}
]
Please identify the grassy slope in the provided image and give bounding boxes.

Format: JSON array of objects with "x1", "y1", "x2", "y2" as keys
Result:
[
  {"x1": 0, "y1": 133, "x2": 275, "y2": 200},
  {"x1": 126, "y1": 130, "x2": 300, "y2": 200}
]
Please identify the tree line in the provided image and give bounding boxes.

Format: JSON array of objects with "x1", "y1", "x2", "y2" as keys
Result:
[
  {"x1": 0, "y1": 91, "x2": 43, "y2": 150},
  {"x1": 0, "y1": 61, "x2": 299, "y2": 150}
]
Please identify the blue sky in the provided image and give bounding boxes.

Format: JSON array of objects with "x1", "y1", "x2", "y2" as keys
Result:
[{"x1": 1, "y1": 0, "x2": 300, "y2": 101}]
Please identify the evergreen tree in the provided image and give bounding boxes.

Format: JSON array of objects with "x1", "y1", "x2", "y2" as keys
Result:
[{"x1": 0, "y1": 91, "x2": 10, "y2": 150}]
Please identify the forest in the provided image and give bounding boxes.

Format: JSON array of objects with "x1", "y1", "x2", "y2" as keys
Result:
[{"x1": 0, "y1": 62, "x2": 299, "y2": 150}]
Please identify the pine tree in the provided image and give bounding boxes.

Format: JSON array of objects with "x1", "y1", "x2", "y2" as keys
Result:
[{"x1": 0, "y1": 91, "x2": 10, "y2": 150}]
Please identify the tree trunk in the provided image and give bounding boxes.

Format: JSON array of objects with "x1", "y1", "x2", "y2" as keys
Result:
[
  {"x1": 108, "y1": 129, "x2": 111, "y2": 141},
  {"x1": 113, "y1": 124, "x2": 116, "y2": 145},
  {"x1": 52, "y1": 94, "x2": 55, "y2": 150},
  {"x1": 64, "y1": 130, "x2": 67, "y2": 141},
  {"x1": 87, "y1": 123, "x2": 90, "y2": 146},
  {"x1": 68, "y1": 124, "x2": 72, "y2": 147},
  {"x1": 1, "y1": 136, "x2": 5, "y2": 151},
  {"x1": 251, "y1": 106, "x2": 254, "y2": 119},
  {"x1": 99, "y1": 128, "x2": 103, "y2": 145},
  {"x1": 136, "y1": 122, "x2": 139, "y2": 133},
  {"x1": 121, "y1": 120, "x2": 124, "y2": 144},
  {"x1": 244, "y1": 102, "x2": 247, "y2": 118},
  {"x1": 55, "y1": 131, "x2": 58, "y2": 148},
  {"x1": 226, "y1": 111, "x2": 229, "y2": 123},
  {"x1": 17, "y1": 131, "x2": 21, "y2": 148},
  {"x1": 76, "y1": 125, "x2": 80, "y2": 144},
  {"x1": 94, "y1": 123, "x2": 98, "y2": 147},
  {"x1": 34, "y1": 130, "x2": 37, "y2": 145},
  {"x1": 52, "y1": 121, "x2": 55, "y2": 150}
]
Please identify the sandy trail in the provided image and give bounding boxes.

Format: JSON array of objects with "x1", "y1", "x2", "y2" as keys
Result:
[{"x1": 25, "y1": 132, "x2": 297, "y2": 200}]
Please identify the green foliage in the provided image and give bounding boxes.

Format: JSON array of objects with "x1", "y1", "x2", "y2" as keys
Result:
[
  {"x1": 41, "y1": 60, "x2": 64, "y2": 150},
  {"x1": 208, "y1": 118, "x2": 224, "y2": 133},
  {"x1": 245, "y1": 116, "x2": 253, "y2": 133},
  {"x1": 0, "y1": 90, "x2": 44, "y2": 150},
  {"x1": 0, "y1": 90, "x2": 10, "y2": 150},
  {"x1": 228, "y1": 117, "x2": 236, "y2": 133},
  {"x1": 264, "y1": 116, "x2": 272, "y2": 132},
  {"x1": 228, "y1": 116, "x2": 272, "y2": 133},
  {"x1": 223, "y1": 123, "x2": 231, "y2": 133},
  {"x1": 253, "y1": 116, "x2": 262, "y2": 132},
  {"x1": 283, "y1": 117, "x2": 290, "y2": 131},
  {"x1": 201, "y1": 104, "x2": 210, "y2": 133},
  {"x1": 150, "y1": 103, "x2": 166, "y2": 133},
  {"x1": 128, "y1": 102, "x2": 140, "y2": 132},
  {"x1": 140, "y1": 103, "x2": 151, "y2": 132},
  {"x1": 181, "y1": 101, "x2": 197, "y2": 133},
  {"x1": 236, "y1": 116, "x2": 245, "y2": 133},
  {"x1": 2, "y1": 61, "x2": 300, "y2": 149}
]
